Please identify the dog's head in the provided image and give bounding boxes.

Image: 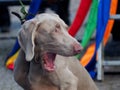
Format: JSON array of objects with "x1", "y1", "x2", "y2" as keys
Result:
[{"x1": 18, "y1": 13, "x2": 82, "y2": 71}]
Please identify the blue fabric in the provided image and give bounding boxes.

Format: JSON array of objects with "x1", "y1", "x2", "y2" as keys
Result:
[
  {"x1": 96, "y1": 0, "x2": 111, "y2": 50},
  {"x1": 6, "y1": 40, "x2": 20, "y2": 59},
  {"x1": 85, "y1": 0, "x2": 111, "y2": 78},
  {"x1": 89, "y1": 70, "x2": 97, "y2": 79},
  {"x1": 26, "y1": 0, "x2": 42, "y2": 20}
]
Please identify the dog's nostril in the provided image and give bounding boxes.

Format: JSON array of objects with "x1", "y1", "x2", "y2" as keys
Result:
[{"x1": 73, "y1": 43, "x2": 83, "y2": 53}]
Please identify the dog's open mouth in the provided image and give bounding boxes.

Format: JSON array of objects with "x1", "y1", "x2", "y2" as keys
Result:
[{"x1": 43, "y1": 52, "x2": 56, "y2": 72}]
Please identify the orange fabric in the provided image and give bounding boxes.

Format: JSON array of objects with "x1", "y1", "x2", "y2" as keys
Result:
[
  {"x1": 6, "y1": 50, "x2": 19, "y2": 70},
  {"x1": 80, "y1": 0, "x2": 118, "y2": 67},
  {"x1": 80, "y1": 44, "x2": 95, "y2": 67},
  {"x1": 103, "y1": 0, "x2": 118, "y2": 45}
]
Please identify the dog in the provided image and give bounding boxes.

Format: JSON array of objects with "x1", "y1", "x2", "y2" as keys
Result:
[{"x1": 14, "y1": 13, "x2": 98, "y2": 90}]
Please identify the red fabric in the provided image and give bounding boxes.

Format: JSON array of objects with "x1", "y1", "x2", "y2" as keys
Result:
[
  {"x1": 68, "y1": 0, "x2": 92, "y2": 37},
  {"x1": 7, "y1": 64, "x2": 14, "y2": 70}
]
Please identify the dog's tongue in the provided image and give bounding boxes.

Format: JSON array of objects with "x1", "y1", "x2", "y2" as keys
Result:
[{"x1": 43, "y1": 53, "x2": 56, "y2": 72}]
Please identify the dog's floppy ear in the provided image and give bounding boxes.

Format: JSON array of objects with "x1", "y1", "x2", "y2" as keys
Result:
[{"x1": 18, "y1": 20, "x2": 38, "y2": 61}]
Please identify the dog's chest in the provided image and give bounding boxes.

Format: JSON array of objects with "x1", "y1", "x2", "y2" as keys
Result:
[
  {"x1": 29, "y1": 71, "x2": 60, "y2": 90},
  {"x1": 30, "y1": 76, "x2": 59, "y2": 90},
  {"x1": 31, "y1": 84, "x2": 58, "y2": 90}
]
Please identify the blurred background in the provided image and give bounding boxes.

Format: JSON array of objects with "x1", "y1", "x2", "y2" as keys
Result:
[{"x1": 0, "y1": 0, "x2": 120, "y2": 90}]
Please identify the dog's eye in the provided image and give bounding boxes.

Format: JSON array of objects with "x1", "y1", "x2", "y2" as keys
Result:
[
  {"x1": 51, "y1": 28, "x2": 60, "y2": 34},
  {"x1": 54, "y1": 28, "x2": 59, "y2": 32},
  {"x1": 52, "y1": 24, "x2": 61, "y2": 33},
  {"x1": 56, "y1": 23, "x2": 60, "y2": 29}
]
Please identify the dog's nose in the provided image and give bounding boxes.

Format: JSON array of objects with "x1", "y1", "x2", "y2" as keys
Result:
[{"x1": 73, "y1": 42, "x2": 83, "y2": 54}]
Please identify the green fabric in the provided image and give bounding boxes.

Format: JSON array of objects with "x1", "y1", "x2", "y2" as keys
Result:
[
  {"x1": 81, "y1": 0, "x2": 98, "y2": 48},
  {"x1": 76, "y1": 0, "x2": 98, "y2": 59}
]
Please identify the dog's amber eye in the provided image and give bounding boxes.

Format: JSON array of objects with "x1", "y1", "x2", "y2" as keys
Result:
[
  {"x1": 54, "y1": 28, "x2": 59, "y2": 32},
  {"x1": 53, "y1": 23, "x2": 61, "y2": 33},
  {"x1": 56, "y1": 23, "x2": 60, "y2": 29}
]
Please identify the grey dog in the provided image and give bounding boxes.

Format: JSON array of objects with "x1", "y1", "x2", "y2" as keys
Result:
[{"x1": 14, "y1": 13, "x2": 98, "y2": 90}]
